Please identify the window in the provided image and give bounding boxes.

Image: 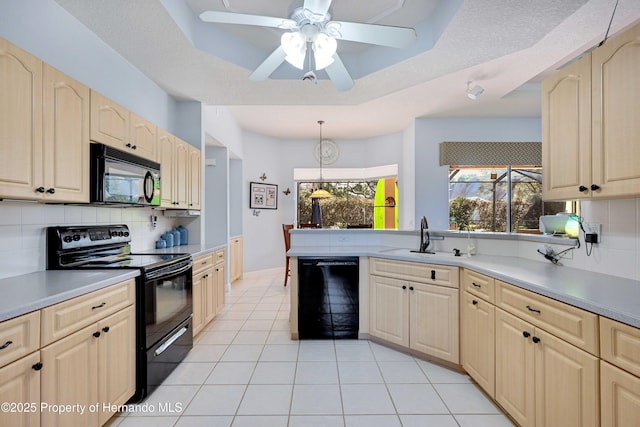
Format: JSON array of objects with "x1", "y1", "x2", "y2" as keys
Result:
[
  {"x1": 297, "y1": 178, "x2": 398, "y2": 229},
  {"x1": 448, "y1": 166, "x2": 570, "y2": 232}
]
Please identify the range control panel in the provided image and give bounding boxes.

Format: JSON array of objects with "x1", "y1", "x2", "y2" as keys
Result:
[{"x1": 51, "y1": 225, "x2": 131, "y2": 250}]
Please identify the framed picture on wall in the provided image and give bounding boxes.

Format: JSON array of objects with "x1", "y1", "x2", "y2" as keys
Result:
[{"x1": 249, "y1": 182, "x2": 278, "y2": 209}]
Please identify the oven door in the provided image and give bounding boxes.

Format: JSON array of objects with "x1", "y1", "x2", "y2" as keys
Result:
[{"x1": 143, "y1": 260, "x2": 193, "y2": 349}]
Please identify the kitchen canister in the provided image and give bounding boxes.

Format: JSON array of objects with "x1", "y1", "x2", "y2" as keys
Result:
[
  {"x1": 177, "y1": 225, "x2": 188, "y2": 245},
  {"x1": 155, "y1": 239, "x2": 167, "y2": 249},
  {"x1": 161, "y1": 231, "x2": 173, "y2": 248},
  {"x1": 171, "y1": 228, "x2": 181, "y2": 246}
]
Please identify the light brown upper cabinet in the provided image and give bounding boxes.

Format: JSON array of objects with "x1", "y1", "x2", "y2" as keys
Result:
[
  {"x1": 188, "y1": 143, "x2": 202, "y2": 210},
  {"x1": 129, "y1": 112, "x2": 157, "y2": 161},
  {"x1": 543, "y1": 22, "x2": 640, "y2": 200},
  {"x1": 157, "y1": 128, "x2": 175, "y2": 208},
  {"x1": 90, "y1": 90, "x2": 128, "y2": 149},
  {"x1": 1, "y1": 38, "x2": 89, "y2": 203}
]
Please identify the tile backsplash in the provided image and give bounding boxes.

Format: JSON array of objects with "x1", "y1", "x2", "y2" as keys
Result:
[{"x1": 0, "y1": 202, "x2": 178, "y2": 280}]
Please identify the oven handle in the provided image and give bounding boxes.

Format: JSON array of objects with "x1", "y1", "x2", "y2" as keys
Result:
[
  {"x1": 144, "y1": 260, "x2": 192, "y2": 281},
  {"x1": 154, "y1": 324, "x2": 189, "y2": 357}
]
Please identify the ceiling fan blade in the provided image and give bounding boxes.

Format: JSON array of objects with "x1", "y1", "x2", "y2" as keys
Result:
[
  {"x1": 200, "y1": 11, "x2": 297, "y2": 29},
  {"x1": 303, "y1": 0, "x2": 332, "y2": 21},
  {"x1": 326, "y1": 21, "x2": 416, "y2": 48},
  {"x1": 249, "y1": 46, "x2": 287, "y2": 81},
  {"x1": 324, "y1": 53, "x2": 354, "y2": 91}
]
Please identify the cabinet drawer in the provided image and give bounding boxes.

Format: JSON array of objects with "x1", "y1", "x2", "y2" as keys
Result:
[
  {"x1": 496, "y1": 281, "x2": 598, "y2": 355},
  {"x1": 370, "y1": 258, "x2": 459, "y2": 289},
  {"x1": 41, "y1": 279, "x2": 135, "y2": 346},
  {"x1": 601, "y1": 316, "x2": 640, "y2": 377},
  {"x1": 215, "y1": 249, "x2": 225, "y2": 265},
  {"x1": 461, "y1": 269, "x2": 495, "y2": 303},
  {"x1": 0, "y1": 311, "x2": 40, "y2": 368},
  {"x1": 192, "y1": 253, "x2": 215, "y2": 275}
]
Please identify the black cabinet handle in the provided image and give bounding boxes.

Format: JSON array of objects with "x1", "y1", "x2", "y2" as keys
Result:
[
  {"x1": 203, "y1": 274, "x2": 208, "y2": 279},
  {"x1": 102, "y1": 326, "x2": 110, "y2": 333},
  {"x1": 409, "y1": 286, "x2": 414, "y2": 291},
  {"x1": 472, "y1": 282, "x2": 481, "y2": 288},
  {"x1": 472, "y1": 300, "x2": 478, "y2": 305},
  {"x1": 0, "y1": 340, "x2": 13, "y2": 350},
  {"x1": 532, "y1": 336, "x2": 541, "y2": 344},
  {"x1": 523, "y1": 331, "x2": 531, "y2": 338},
  {"x1": 93, "y1": 331, "x2": 101, "y2": 338},
  {"x1": 36, "y1": 186, "x2": 46, "y2": 193},
  {"x1": 132, "y1": 145, "x2": 137, "y2": 150},
  {"x1": 431, "y1": 270, "x2": 436, "y2": 280},
  {"x1": 47, "y1": 188, "x2": 55, "y2": 194},
  {"x1": 126, "y1": 143, "x2": 132, "y2": 148},
  {"x1": 32, "y1": 362, "x2": 43, "y2": 371},
  {"x1": 402, "y1": 285, "x2": 407, "y2": 290},
  {"x1": 92, "y1": 302, "x2": 106, "y2": 310},
  {"x1": 590, "y1": 184, "x2": 600, "y2": 191},
  {"x1": 578, "y1": 185, "x2": 588, "y2": 192},
  {"x1": 526, "y1": 305, "x2": 541, "y2": 314}
]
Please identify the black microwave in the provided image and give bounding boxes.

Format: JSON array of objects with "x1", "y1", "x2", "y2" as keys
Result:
[{"x1": 90, "y1": 143, "x2": 161, "y2": 206}]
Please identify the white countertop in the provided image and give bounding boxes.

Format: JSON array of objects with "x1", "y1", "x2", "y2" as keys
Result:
[
  {"x1": 289, "y1": 245, "x2": 640, "y2": 328},
  {"x1": 0, "y1": 270, "x2": 139, "y2": 322},
  {"x1": 0, "y1": 244, "x2": 224, "y2": 323}
]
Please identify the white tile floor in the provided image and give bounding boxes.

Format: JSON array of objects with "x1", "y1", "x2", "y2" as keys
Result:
[{"x1": 107, "y1": 269, "x2": 515, "y2": 427}]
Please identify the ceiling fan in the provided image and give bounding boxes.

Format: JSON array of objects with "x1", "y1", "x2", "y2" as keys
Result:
[{"x1": 199, "y1": 0, "x2": 417, "y2": 91}]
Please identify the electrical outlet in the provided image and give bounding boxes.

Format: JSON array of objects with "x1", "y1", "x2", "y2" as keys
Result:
[{"x1": 583, "y1": 222, "x2": 602, "y2": 243}]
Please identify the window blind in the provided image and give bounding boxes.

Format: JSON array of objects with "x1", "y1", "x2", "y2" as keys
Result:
[{"x1": 439, "y1": 141, "x2": 541, "y2": 166}]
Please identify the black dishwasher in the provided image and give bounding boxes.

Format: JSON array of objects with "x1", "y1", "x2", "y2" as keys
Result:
[{"x1": 298, "y1": 257, "x2": 359, "y2": 339}]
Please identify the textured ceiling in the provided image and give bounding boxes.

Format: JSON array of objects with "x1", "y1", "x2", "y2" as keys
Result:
[{"x1": 54, "y1": 0, "x2": 640, "y2": 139}]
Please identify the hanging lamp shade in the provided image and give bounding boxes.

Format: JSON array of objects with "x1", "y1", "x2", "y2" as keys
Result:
[{"x1": 310, "y1": 188, "x2": 331, "y2": 199}]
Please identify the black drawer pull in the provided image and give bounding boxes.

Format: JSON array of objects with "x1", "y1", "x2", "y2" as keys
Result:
[
  {"x1": 0, "y1": 340, "x2": 13, "y2": 350},
  {"x1": 526, "y1": 305, "x2": 541, "y2": 314},
  {"x1": 472, "y1": 300, "x2": 478, "y2": 305},
  {"x1": 35, "y1": 186, "x2": 46, "y2": 193},
  {"x1": 102, "y1": 326, "x2": 110, "y2": 333},
  {"x1": 409, "y1": 286, "x2": 414, "y2": 291},
  {"x1": 93, "y1": 331, "x2": 101, "y2": 338},
  {"x1": 47, "y1": 188, "x2": 55, "y2": 194},
  {"x1": 32, "y1": 362, "x2": 43, "y2": 371},
  {"x1": 532, "y1": 336, "x2": 541, "y2": 344},
  {"x1": 402, "y1": 285, "x2": 407, "y2": 290},
  {"x1": 431, "y1": 270, "x2": 436, "y2": 280},
  {"x1": 472, "y1": 282, "x2": 481, "y2": 288},
  {"x1": 522, "y1": 331, "x2": 531, "y2": 338},
  {"x1": 92, "y1": 302, "x2": 106, "y2": 310}
]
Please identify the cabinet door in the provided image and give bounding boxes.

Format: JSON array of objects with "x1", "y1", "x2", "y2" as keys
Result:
[
  {"x1": 591, "y1": 22, "x2": 640, "y2": 198},
  {"x1": 157, "y1": 128, "x2": 175, "y2": 208},
  {"x1": 541, "y1": 53, "x2": 591, "y2": 200},
  {"x1": 0, "y1": 38, "x2": 43, "y2": 200},
  {"x1": 97, "y1": 306, "x2": 135, "y2": 426},
  {"x1": 461, "y1": 291, "x2": 495, "y2": 397},
  {"x1": 173, "y1": 138, "x2": 189, "y2": 208},
  {"x1": 0, "y1": 351, "x2": 40, "y2": 427},
  {"x1": 41, "y1": 323, "x2": 99, "y2": 427},
  {"x1": 495, "y1": 308, "x2": 535, "y2": 427},
  {"x1": 188, "y1": 144, "x2": 201, "y2": 209},
  {"x1": 191, "y1": 273, "x2": 204, "y2": 336},
  {"x1": 215, "y1": 263, "x2": 225, "y2": 315},
  {"x1": 534, "y1": 327, "x2": 599, "y2": 427},
  {"x1": 203, "y1": 267, "x2": 217, "y2": 325},
  {"x1": 369, "y1": 275, "x2": 409, "y2": 347},
  {"x1": 409, "y1": 282, "x2": 459, "y2": 363},
  {"x1": 43, "y1": 65, "x2": 90, "y2": 203},
  {"x1": 601, "y1": 360, "x2": 640, "y2": 427},
  {"x1": 90, "y1": 90, "x2": 128, "y2": 149},
  {"x1": 230, "y1": 237, "x2": 243, "y2": 282},
  {"x1": 129, "y1": 112, "x2": 157, "y2": 161}
]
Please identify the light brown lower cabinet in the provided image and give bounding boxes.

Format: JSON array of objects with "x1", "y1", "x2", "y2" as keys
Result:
[
  {"x1": 41, "y1": 305, "x2": 135, "y2": 427},
  {"x1": 192, "y1": 250, "x2": 226, "y2": 336},
  {"x1": 0, "y1": 351, "x2": 41, "y2": 427},
  {"x1": 601, "y1": 360, "x2": 640, "y2": 427},
  {"x1": 461, "y1": 290, "x2": 495, "y2": 397},
  {"x1": 495, "y1": 308, "x2": 599, "y2": 427}
]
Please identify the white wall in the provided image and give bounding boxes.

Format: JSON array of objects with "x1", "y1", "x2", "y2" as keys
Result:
[{"x1": 414, "y1": 117, "x2": 542, "y2": 230}]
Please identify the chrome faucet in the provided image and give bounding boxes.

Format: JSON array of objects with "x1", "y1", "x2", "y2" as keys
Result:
[{"x1": 419, "y1": 216, "x2": 431, "y2": 253}]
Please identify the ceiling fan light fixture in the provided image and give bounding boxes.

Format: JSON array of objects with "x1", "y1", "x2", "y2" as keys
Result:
[
  {"x1": 281, "y1": 32, "x2": 307, "y2": 69},
  {"x1": 312, "y1": 32, "x2": 337, "y2": 70},
  {"x1": 466, "y1": 80, "x2": 484, "y2": 100}
]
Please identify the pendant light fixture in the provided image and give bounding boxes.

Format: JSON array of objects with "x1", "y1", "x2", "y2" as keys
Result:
[{"x1": 310, "y1": 120, "x2": 332, "y2": 199}]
